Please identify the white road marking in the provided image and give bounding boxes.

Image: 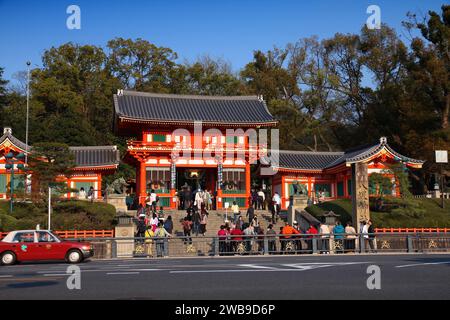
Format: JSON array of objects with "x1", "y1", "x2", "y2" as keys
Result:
[
  {"x1": 395, "y1": 261, "x2": 450, "y2": 268},
  {"x1": 170, "y1": 269, "x2": 307, "y2": 274},
  {"x1": 170, "y1": 262, "x2": 372, "y2": 274},
  {"x1": 238, "y1": 264, "x2": 279, "y2": 270},
  {"x1": 107, "y1": 272, "x2": 140, "y2": 275}
]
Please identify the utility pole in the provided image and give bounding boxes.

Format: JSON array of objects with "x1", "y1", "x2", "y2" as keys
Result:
[
  {"x1": 25, "y1": 61, "x2": 31, "y2": 165},
  {"x1": 48, "y1": 186, "x2": 52, "y2": 230}
]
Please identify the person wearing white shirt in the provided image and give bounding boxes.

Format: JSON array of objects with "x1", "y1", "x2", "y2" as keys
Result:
[
  {"x1": 319, "y1": 223, "x2": 330, "y2": 254},
  {"x1": 78, "y1": 187, "x2": 87, "y2": 200},
  {"x1": 257, "y1": 190, "x2": 265, "y2": 210},
  {"x1": 271, "y1": 192, "x2": 281, "y2": 223}
]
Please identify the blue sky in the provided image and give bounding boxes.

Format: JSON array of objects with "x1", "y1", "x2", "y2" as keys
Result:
[{"x1": 0, "y1": 0, "x2": 445, "y2": 82}]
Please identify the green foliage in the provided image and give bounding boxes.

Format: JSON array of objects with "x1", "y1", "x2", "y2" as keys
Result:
[
  {"x1": 28, "y1": 142, "x2": 75, "y2": 197},
  {"x1": 0, "y1": 200, "x2": 116, "y2": 231},
  {"x1": 369, "y1": 173, "x2": 393, "y2": 197},
  {"x1": 306, "y1": 198, "x2": 450, "y2": 228},
  {"x1": 51, "y1": 201, "x2": 116, "y2": 230},
  {"x1": 305, "y1": 199, "x2": 353, "y2": 225}
]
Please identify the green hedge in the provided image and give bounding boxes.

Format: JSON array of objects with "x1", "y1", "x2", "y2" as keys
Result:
[
  {"x1": 305, "y1": 198, "x2": 450, "y2": 228},
  {"x1": 0, "y1": 200, "x2": 116, "y2": 231}
]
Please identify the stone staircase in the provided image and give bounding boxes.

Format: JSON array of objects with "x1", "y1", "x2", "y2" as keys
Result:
[
  {"x1": 126, "y1": 209, "x2": 288, "y2": 257},
  {"x1": 164, "y1": 209, "x2": 287, "y2": 236}
]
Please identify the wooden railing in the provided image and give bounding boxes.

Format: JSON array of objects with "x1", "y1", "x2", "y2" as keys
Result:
[
  {"x1": 375, "y1": 228, "x2": 450, "y2": 233},
  {"x1": 0, "y1": 230, "x2": 114, "y2": 240},
  {"x1": 54, "y1": 230, "x2": 114, "y2": 239}
]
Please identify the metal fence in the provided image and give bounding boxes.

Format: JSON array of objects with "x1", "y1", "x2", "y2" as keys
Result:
[{"x1": 65, "y1": 233, "x2": 450, "y2": 260}]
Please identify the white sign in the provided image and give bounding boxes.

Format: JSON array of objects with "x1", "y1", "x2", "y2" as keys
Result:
[
  {"x1": 436, "y1": 150, "x2": 448, "y2": 163},
  {"x1": 224, "y1": 202, "x2": 230, "y2": 209}
]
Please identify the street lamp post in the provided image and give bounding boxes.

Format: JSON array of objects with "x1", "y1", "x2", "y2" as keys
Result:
[
  {"x1": 25, "y1": 61, "x2": 31, "y2": 166},
  {"x1": 4, "y1": 152, "x2": 26, "y2": 214}
]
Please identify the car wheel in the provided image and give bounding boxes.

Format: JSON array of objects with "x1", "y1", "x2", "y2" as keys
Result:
[
  {"x1": 66, "y1": 249, "x2": 83, "y2": 264},
  {"x1": 1, "y1": 251, "x2": 17, "y2": 266}
]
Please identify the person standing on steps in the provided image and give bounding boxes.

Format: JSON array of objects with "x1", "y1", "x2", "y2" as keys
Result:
[
  {"x1": 192, "y1": 207, "x2": 202, "y2": 236},
  {"x1": 231, "y1": 201, "x2": 241, "y2": 222},
  {"x1": 182, "y1": 217, "x2": 192, "y2": 245},
  {"x1": 246, "y1": 205, "x2": 255, "y2": 224},
  {"x1": 155, "y1": 222, "x2": 171, "y2": 258},
  {"x1": 163, "y1": 215, "x2": 174, "y2": 235},
  {"x1": 257, "y1": 189, "x2": 265, "y2": 210},
  {"x1": 200, "y1": 204, "x2": 208, "y2": 236},
  {"x1": 271, "y1": 192, "x2": 281, "y2": 224}
]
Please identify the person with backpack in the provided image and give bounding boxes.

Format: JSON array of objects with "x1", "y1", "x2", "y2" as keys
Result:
[
  {"x1": 136, "y1": 217, "x2": 146, "y2": 244},
  {"x1": 333, "y1": 221, "x2": 345, "y2": 254},
  {"x1": 182, "y1": 217, "x2": 193, "y2": 245},
  {"x1": 154, "y1": 222, "x2": 171, "y2": 257},
  {"x1": 164, "y1": 215, "x2": 174, "y2": 234}
]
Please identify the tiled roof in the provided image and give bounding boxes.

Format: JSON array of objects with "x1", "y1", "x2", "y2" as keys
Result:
[
  {"x1": 261, "y1": 150, "x2": 344, "y2": 171},
  {"x1": 0, "y1": 128, "x2": 30, "y2": 152},
  {"x1": 262, "y1": 137, "x2": 425, "y2": 171},
  {"x1": 69, "y1": 146, "x2": 120, "y2": 168},
  {"x1": 114, "y1": 90, "x2": 277, "y2": 126},
  {"x1": 0, "y1": 128, "x2": 120, "y2": 168}
]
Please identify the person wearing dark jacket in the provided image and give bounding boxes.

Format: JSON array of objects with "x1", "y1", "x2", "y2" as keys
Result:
[
  {"x1": 367, "y1": 220, "x2": 377, "y2": 253},
  {"x1": 164, "y1": 215, "x2": 174, "y2": 234},
  {"x1": 246, "y1": 206, "x2": 255, "y2": 224},
  {"x1": 136, "y1": 217, "x2": 146, "y2": 243},
  {"x1": 192, "y1": 208, "x2": 202, "y2": 236}
]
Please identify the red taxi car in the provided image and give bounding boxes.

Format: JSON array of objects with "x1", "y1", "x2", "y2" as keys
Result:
[{"x1": 0, "y1": 230, "x2": 93, "y2": 265}]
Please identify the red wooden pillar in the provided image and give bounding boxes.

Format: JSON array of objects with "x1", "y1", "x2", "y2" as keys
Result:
[
  {"x1": 307, "y1": 176, "x2": 312, "y2": 198},
  {"x1": 281, "y1": 175, "x2": 286, "y2": 210},
  {"x1": 97, "y1": 174, "x2": 102, "y2": 199},
  {"x1": 245, "y1": 161, "x2": 251, "y2": 207},
  {"x1": 139, "y1": 160, "x2": 147, "y2": 205},
  {"x1": 343, "y1": 176, "x2": 348, "y2": 198},
  {"x1": 67, "y1": 178, "x2": 71, "y2": 199}
]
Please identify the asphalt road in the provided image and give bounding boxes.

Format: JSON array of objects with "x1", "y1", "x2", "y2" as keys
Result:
[{"x1": 0, "y1": 254, "x2": 449, "y2": 300}]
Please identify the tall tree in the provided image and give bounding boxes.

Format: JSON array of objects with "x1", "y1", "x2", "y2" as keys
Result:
[
  {"x1": 0, "y1": 67, "x2": 9, "y2": 128},
  {"x1": 32, "y1": 43, "x2": 120, "y2": 144},
  {"x1": 107, "y1": 38, "x2": 177, "y2": 92}
]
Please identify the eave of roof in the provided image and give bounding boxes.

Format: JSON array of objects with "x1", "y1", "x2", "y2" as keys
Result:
[{"x1": 113, "y1": 90, "x2": 278, "y2": 128}]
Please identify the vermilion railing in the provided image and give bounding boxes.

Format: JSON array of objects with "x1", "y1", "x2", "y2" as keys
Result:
[
  {"x1": 374, "y1": 228, "x2": 450, "y2": 233},
  {"x1": 0, "y1": 230, "x2": 114, "y2": 240}
]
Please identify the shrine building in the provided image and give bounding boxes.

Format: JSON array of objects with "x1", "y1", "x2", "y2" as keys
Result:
[
  {"x1": 0, "y1": 127, "x2": 120, "y2": 200},
  {"x1": 114, "y1": 90, "x2": 425, "y2": 213}
]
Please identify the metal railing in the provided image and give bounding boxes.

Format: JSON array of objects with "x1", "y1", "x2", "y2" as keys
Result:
[{"x1": 61, "y1": 232, "x2": 450, "y2": 260}]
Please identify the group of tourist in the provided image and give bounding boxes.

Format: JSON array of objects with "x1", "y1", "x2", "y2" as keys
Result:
[
  {"x1": 215, "y1": 216, "x2": 377, "y2": 255},
  {"x1": 77, "y1": 186, "x2": 95, "y2": 202},
  {"x1": 181, "y1": 203, "x2": 210, "y2": 243},
  {"x1": 177, "y1": 186, "x2": 214, "y2": 211},
  {"x1": 134, "y1": 197, "x2": 174, "y2": 258}
]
